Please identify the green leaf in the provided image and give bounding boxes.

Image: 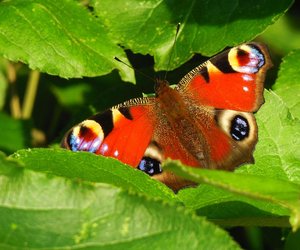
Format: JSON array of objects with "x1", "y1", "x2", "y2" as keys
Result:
[
  {"x1": 178, "y1": 183, "x2": 291, "y2": 228},
  {"x1": 0, "y1": 152, "x2": 241, "y2": 250},
  {"x1": 164, "y1": 160, "x2": 300, "y2": 231},
  {"x1": 92, "y1": 0, "x2": 293, "y2": 70},
  {"x1": 50, "y1": 72, "x2": 142, "y2": 112},
  {"x1": 239, "y1": 91, "x2": 300, "y2": 184},
  {"x1": 10, "y1": 148, "x2": 176, "y2": 201},
  {"x1": 284, "y1": 229, "x2": 300, "y2": 250},
  {"x1": 0, "y1": 0, "x2": 134, "y2": 82},
  {"x1": 0, "y1": 112, "x2": 31, "y2": 153},
  {"x1": 273, "y1": 49, "x2": 300, "y2": 119},
  {"x1": 51, "y1": 80, "x2": 93, "y2": 107},
  {"x1": 260, "y1": 16, "x2": 300, "y2": 55}
]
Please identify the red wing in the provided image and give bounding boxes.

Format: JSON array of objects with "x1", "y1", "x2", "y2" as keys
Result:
[
  {"x1": 193, "y1": 109, "x2": 258, "y2": 170},
  {"x1": 98, "y1": 105, "x2": 155, "y2": 166},
  {"x1": 177, "y1": 43, "x2": 272, "y2": 112},
  {"x1": 160, "y1": 123, "x2": 231, "y2": 167},
  {"x1": 154, "y1": 108, "x2": 258, "y2": 171},
  {"x1": 61, "y1": 98, "x2": 156, "y2": 167}
]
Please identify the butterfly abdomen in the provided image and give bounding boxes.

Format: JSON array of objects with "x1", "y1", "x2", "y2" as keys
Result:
[{"x1": 154, "y1": 80, "x2": 213, "y2": 168}]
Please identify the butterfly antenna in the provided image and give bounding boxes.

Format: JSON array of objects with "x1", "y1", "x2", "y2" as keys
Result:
[
  {"x1": 114, "y1": 56, "x2": 155, "y2": 82},
  {"x1": 164, "y1": 22, "x2": 181, "y2": 80}
]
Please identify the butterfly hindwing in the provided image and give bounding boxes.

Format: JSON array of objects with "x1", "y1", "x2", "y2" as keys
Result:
[{"x1": 150, "y1": 95, "x2": 258, "y2": 170}]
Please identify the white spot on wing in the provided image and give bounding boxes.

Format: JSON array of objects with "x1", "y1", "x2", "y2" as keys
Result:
[
  {"x1": 100, "y1": 143, "x2": 109, "y2": 154},
  {"x1": 92, "y1": 140, "x2": 100, "y2": 148},
  {"x1": 242, "y1": 74, "x2": 253, "y2": 82},
  {"x1": 243, "y1": 86, "x2": 249, "y2": 92}
]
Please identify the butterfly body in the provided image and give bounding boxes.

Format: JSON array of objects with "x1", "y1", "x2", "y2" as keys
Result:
[
  {"x1": 62, "y1": 43, "x2": 272, "y2": 190},
  {"x1": 154, "y1": 80, "x2": 211, "y2": 168}
]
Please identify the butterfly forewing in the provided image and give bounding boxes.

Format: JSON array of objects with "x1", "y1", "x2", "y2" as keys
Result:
[
  {"x1": 62, "y1": 99, "x2": 156, "y2": 167},
  {"x1": 177, "y1": 43, "x2": 272, "y2": 112}
]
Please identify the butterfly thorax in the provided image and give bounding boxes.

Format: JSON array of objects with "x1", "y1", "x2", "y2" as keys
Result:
[{"x1": 154, "y1": 79, "x2": 212, "y2": 168}]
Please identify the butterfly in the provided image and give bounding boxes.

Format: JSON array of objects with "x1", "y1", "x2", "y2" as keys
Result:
[{"x1": 61, "y1": 43, "x2": 272, "y2": 191}]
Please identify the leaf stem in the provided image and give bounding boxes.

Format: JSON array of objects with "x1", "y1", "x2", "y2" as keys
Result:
[
  {"x1": 7, "y1": 62, "x2": 21, "y2": 119},
  {"x1": 212, "y1": 216, "x2": 290, "y2": 228},
  {"x1": 22, "y1": 70, "x2": 40, "y2": 119}
]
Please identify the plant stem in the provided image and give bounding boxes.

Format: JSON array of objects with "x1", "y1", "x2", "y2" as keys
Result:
[
  {"x1": 7, "y1": 62, "x2": 21, "y2": 119},
  {"x1": 22, "y1": 70, "x2": 40, "y2": 119}
]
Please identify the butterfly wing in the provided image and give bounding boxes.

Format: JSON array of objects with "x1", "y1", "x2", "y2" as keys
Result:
[
  {"x1": 173, "y1": 43, "x2": 271, "y2": 169},
  {"x1": 61, "y1": 98, "x2": 156, "y2": 167},
  {"x1": 176, "y1": 43, "x2": 272, "y2": 112}
]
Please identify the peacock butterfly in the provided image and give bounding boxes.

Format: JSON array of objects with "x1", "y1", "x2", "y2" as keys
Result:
[{"x1": 61, "y1": 43, "x2": 272, "y2": 191}]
